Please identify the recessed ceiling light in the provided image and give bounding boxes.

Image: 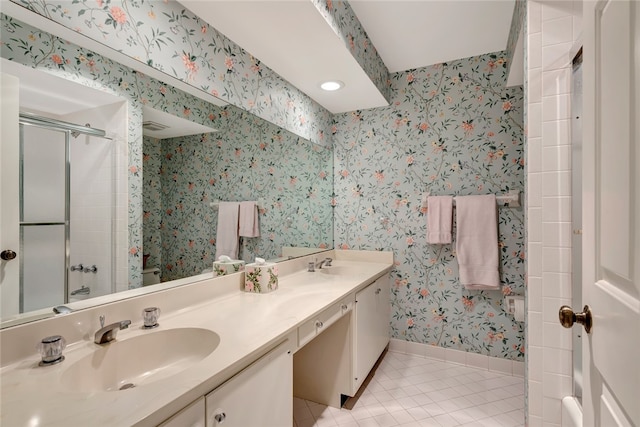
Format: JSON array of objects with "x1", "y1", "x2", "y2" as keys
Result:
[{"x1": 320, "y1": 80, "x2": 344, "y2": 91}]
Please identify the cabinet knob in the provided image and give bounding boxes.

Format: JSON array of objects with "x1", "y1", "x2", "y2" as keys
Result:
[
  {"x1": 341, "y1": 304, "x2": 348, "y2": 311},
  {"x1": 315, "y1": 320, "x2": 324, "y2": 328},
  {"x1": 214, "y1": 412, "x2": 226, "y2": 424},
  {"x1": 375, "y1": 288, "x2": 381, "y2": 295}
]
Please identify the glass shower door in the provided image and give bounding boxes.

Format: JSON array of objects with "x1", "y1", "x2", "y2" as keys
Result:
[{"x1": 20, "y1": 124, "x2": 68, "y2": 312}]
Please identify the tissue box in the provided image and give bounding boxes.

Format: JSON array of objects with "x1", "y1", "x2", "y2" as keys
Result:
[
  {"x1": 212, "y1": 260, "x2": 245, "y2": 277},
  {"x1": 244, "y1": 262, "x2": 279, "y2": 293}
]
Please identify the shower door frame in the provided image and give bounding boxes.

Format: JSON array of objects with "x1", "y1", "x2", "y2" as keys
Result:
[
  {"x1": 17, "y1": 113, "x2": 107, "y2": 312},
  {"x1": 570, "y1": 49, "x2": 583, "y2": 403}
]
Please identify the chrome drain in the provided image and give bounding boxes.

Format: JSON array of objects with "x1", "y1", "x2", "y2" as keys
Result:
[{"x1": 119, "y1": 383, "x2": 136, "y2": 390}]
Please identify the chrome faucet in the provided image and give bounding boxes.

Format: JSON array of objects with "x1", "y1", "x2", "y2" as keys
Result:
[
  {"x1": 309, "y1": 257, "x2": 333, "y2": 272},
  {"x1": 70, "y1": 263, "x2": 84, "y2": 272},
  {"x1": 94, "y1": 317, "x2": 131, "y2": 344},
  {"x1": 317, "y1": 257, "x2": 333, "y2": 269},
  {"x1": 70, "y1": 285, "x2": 90, "y2": 296}
]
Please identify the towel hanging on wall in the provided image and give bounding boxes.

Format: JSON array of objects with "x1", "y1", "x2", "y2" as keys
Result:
[
  {"x1": 426, "y1": 195, "x2": 453, "y2": 244},
  {"x1": 455, "y1": 194, "x2": 500, "y2": 290}
]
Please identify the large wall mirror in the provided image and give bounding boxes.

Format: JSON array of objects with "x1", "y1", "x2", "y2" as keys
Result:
[{"x1": 0, "y1": 30, "x2": 333, "y2": 327}]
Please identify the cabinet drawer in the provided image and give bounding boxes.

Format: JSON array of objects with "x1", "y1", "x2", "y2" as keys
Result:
[
  {"x1": 298, "y1": 296, "x2": 353, "y2": 347},
  {"x1": 158, "y1": 397, "x2": 205, "y2": 427}
]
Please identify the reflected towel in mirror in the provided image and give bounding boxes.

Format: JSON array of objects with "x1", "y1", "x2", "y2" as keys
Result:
[
  {"x1": 215, "y1": 202, "x2": 240, "y2": 259},
  {"x1": 239, "y1": 201, "x2": 260, "y2": 238}
]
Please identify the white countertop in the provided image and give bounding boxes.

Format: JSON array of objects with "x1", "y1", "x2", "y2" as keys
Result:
[{"x1": 0, "y1": 252, "x2": 393, "y2": 426}]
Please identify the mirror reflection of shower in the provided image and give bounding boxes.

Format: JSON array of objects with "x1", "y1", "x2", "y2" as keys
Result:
[
  {"x1": 19, "y1": 114, "x2": 113, "y2": 312},
  {"x1": 0, "y1": 59, "x2": 129, "y2": 317}
]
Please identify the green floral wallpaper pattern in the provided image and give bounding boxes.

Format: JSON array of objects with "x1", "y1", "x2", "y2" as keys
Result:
[{"x1": 332, "y1": 52, "x2": 525, "y2": 360}]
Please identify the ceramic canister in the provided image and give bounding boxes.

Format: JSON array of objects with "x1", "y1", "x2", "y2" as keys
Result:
[{"x1": 212, "y1": 260, "x2": 245, "y2": 277}]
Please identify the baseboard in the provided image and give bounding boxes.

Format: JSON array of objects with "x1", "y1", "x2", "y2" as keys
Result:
[{"x1": 389, "y1": 338, "x2": 525, "y2": 377}]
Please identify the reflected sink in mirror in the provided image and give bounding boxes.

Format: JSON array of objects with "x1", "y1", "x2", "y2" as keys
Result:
[{"x1": 61, "y1": 328, "x2": 219, "y2": 392}]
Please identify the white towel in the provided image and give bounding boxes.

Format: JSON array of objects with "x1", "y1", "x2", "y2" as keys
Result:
[
  {"x1": 455, "y1": 194, "x2": 500, "y2": 290},
  {"x1": 426, "y1": 196, "x2": 453, "y2": 244},
  {"x1": 239, "y1": 201, "x2": 260, "y2": 237},
  {"x1": 215, "y1": 202, "x2": 240, "y2": 260}
]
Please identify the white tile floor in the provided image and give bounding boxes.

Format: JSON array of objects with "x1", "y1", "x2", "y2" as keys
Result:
[{"x1": 293, "y1": 351, "x2": 525, "y2": 427}]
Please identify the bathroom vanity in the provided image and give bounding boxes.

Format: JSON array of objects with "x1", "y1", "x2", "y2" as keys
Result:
[{"x1": 0, "y1": 250, "x2": 393, "y2": 426}]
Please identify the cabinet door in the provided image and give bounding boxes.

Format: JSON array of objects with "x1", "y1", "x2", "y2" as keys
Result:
[
  {"x1": 354, "y1": 275, "x2": 390, "y2": 391},
  {"x1": 158, "y1": 397, "x2": 205, "y2": 427},
  {"x1": 206, "y1": 342, "x2": 292, "y2": 427}
]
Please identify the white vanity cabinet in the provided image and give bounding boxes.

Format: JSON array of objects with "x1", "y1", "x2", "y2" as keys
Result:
[
  {"x1": 293, "y1": 273, "x2": 391, "y2": 406},
  {"x1": 297, "y1": 295, "x2": 354, "y2": 347},
  {"x1": 353, "y1": 274, "x2": 391, "y2": 392},
  {"x1": 206, "y1": 341, "x2": 293, "y2": 427}
]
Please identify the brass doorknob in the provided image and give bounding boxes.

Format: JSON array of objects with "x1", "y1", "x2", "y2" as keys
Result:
[
  {"x1": 1, "y1": 250, "x2": 17, "y2": 261},
  {"x1": 559, "y1": 305, "x2": 592, "y2": 333}
]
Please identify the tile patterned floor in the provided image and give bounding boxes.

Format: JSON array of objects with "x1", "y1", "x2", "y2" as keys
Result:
[{"x1": 293, "y1": 351, "x2": 525, "y2": 427}]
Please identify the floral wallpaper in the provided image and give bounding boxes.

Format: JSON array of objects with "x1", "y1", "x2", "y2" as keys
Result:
[
  {"x1": 142, "y1": 135, "x2": 163, "y2": 273},
  {"x1": 312, "y1": 0, "x2": 390, "y2": 102},
  {"x1": 333, "y1": 51, "x2": 525, "y2": 360},
  {"x1": 143, "y1": 107, "x2": 333, "y2": 282},
  {"x1": 11, "y1": 0, "x2": 333, "y2": 146}
]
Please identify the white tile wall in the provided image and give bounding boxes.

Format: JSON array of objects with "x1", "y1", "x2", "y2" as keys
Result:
[
  {"x1": 542, "y1": 69, "x2": 571, "y2": 97},
  {"x1": 542, "y1": 120, "x2": 571, "y2": 147},
  {"x1": 526, "y1": 2, "x2": 582, "y2": 414}
]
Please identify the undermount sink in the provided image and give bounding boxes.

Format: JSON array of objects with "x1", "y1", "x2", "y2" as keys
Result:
[{"x1": 61, "y1": 328, "x2": 220, "y2": 392}]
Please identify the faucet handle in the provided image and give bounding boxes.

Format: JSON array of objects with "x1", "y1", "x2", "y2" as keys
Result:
[
  {"x1": 37, "y1": 335, "x2": 66, "y2": 366},
  {"x1": 83, "y1": 264, "x2": 98, "y2": 273},
  {"x1": 100, "y1": 315, "x2": 105, "y2": 328},
  {"x1": 324, "y1": 257, "x2": 333, "y2": 266},
  {"x1": 142, "y1": 307, "x2": 161, "y2": 329}
]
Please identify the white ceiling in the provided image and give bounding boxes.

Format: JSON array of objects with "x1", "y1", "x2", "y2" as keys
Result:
[
  {"x1": 180, "y1": 0, "x2": 388, "y2": 114},
  {"x1": 179, "y1": 0, "x2": 516, "y2": 113},
  {"x1": 349, "y1": 1, "x2": 515, "y2": 73}
]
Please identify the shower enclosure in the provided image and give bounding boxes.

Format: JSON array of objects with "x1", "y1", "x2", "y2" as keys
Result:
[{"x1": 18, "y1": 113, "x2": 114, "y2": 312}]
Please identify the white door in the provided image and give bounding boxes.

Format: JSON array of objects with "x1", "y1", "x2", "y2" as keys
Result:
[
  {"x1": 581, "y1": 1, "x2": 639, "y2": 425},
  {"x1": 0, "y1": 73, "x2": 20, "y2": 318}
]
